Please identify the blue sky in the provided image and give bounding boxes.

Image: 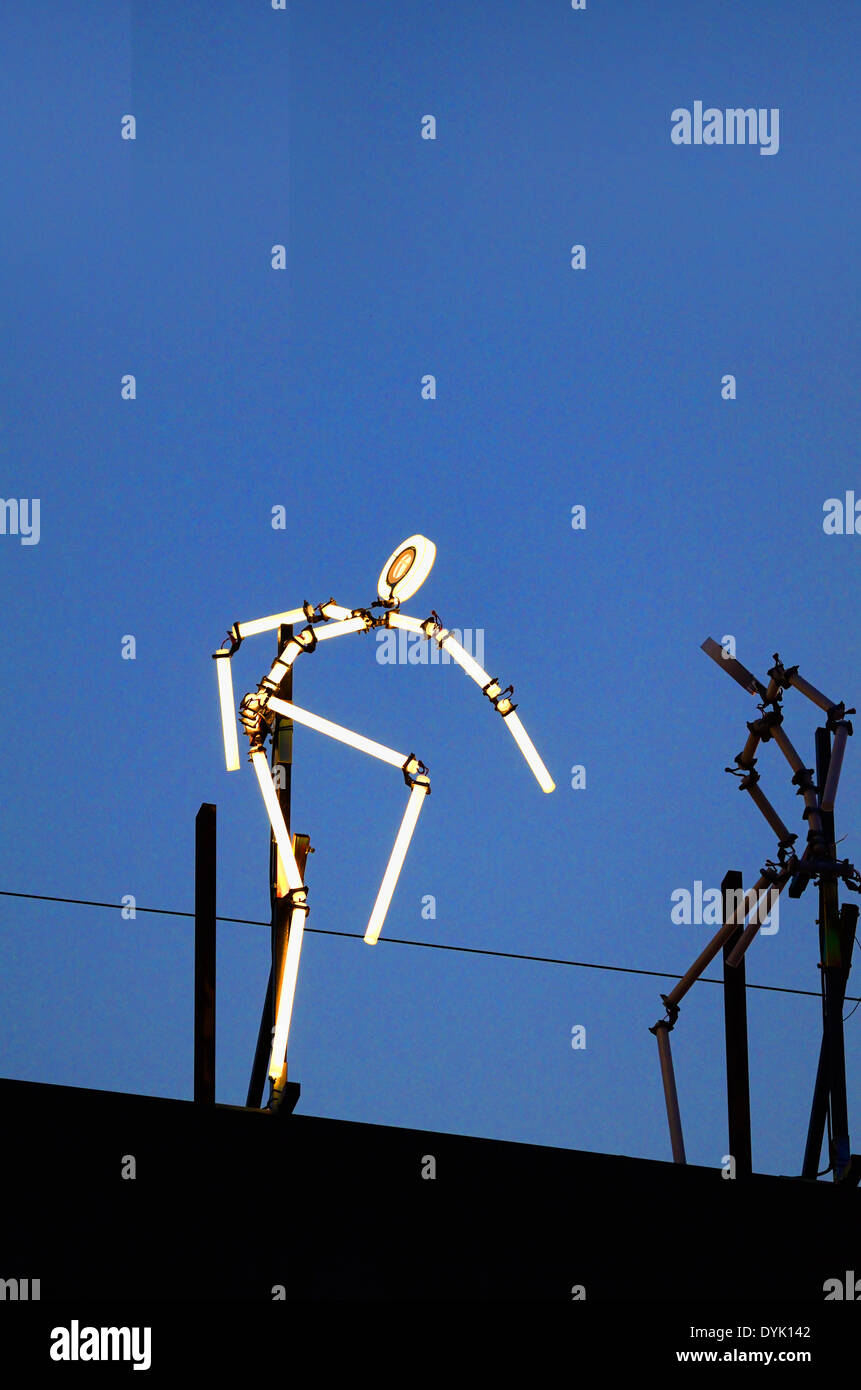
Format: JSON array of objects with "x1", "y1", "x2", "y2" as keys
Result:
[{"x1": 1, "y1": 0, "x2": 859, "y2": 1177}]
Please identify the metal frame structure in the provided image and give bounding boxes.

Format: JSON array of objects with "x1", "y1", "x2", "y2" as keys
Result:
[
  {"x1": 212, "y1": 535, "x2": 554, "y2": 1107},
  {"x1": 651, "y1": 639, "x2": 860, "y2": 1179}
]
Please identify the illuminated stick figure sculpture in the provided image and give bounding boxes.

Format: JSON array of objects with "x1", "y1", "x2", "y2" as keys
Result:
[{"x1": 213, "y1": 536, "x2": 555, "y2": 1094}]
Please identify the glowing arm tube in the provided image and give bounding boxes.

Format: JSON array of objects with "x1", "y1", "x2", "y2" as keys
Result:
[
  {"x1": 268, "y1": 697, "x2": 408, "y2": 769},
  {"x1": 389, "y1": 612, "x2": 492, "y2": 685},
  {"x1": 262, "y1": 629, "x2": 316, "y2": 693},
  {"x1": 388, "y1": 613, "x2": 424, "y2": 635},
  {"x1": 391, "y1": 614, "x2": 555, "y2": 791},
  {"x1": 499, "y1": 709, "x2": 555, "y2": 793},
  {"x1": 261, "y1": 618, "x2": 370, "y2": 695},
  {"x1": 313, "y1": 616, "x2": 370, "y2": 642},
  {"x1": 236, "y1": 608, "x2": 308, "y2": 639},
  {"x1": 430, "y1": 629, "x2": 554, "y2": 791},
  {"x1": 268, "y1": 898, "x2": 308, "y2": 1079},
  {"x1": 249, "y1": 749, "x2": 303, "y2": 891},
  {"x1": 365, "y1": 779, "x2": 430, "y2": 944},
  {"x1": 213, "y1": 649, "x2": 240, "y2": 771},
  {"x1": 320, "y1": 601, "x2": 354, "y2": 621},
  {"x1": 437, "y1": 630, "x2": 492, "y2": 688}
]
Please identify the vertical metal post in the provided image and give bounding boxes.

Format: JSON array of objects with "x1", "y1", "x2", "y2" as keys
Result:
[
  {"x1": 802, "y1": 903, "x2": 857, "y2": 1176},
  {"x1": 246, "y1": 974, "x2": 274, "y2": 1109},
  {"x1": 653, "y1": 1022, "x2": 686, "y2": 1163},
  {"x1": 246, "y1": 625, "x2": 295, "y2": 1109},
  {"x1": 814, "y1": 726, "x2": 850, "y2": 1179},
  {"x1": 194, "y1": 802, "x2": 217, "y2": 1104},
  {"x1": 722, "y1": 869, "x2": 751, "y2": 1178}
]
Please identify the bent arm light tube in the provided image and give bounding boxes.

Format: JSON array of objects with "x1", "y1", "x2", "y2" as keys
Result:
[
  {"x1": 262, "y1": 626, "x2": 323, "y2": 691},
  {"x1": 214, "y1": 650, "x2": 240, "y2": 771},
  {"x1": 365, "y1": 781, "x2": 429, "y2": 945},
  {"x1": 320, "y1": 601, "x2": 353, "y2": 621},
  {"x1": 250, "y1": 749, "x2": 303, "y2": 891},
  {"x1": 388, "y1": 613, "x2": 424, "y2": 635},
  {"x1": 268, "y1": 697, "x2": 408, "y2": 769},
  {"x1": 236, "y1": 608, "x2": 308, "y2": 639},
  {"x1": 502, "y1": 710, "x2": 555, "y2": 793},
  {"x1": 313, "y1": 616, "x2": 369, "y2": 642},
  {"x1": 268, "y1": 902, "x2": 308, "y2": 1079},
  {"x1": 438, "y1": 631, "x2": 492, "y2": 688},
  {"x1": 391, "y1": 614, "x2": 493, "y2": 686}
]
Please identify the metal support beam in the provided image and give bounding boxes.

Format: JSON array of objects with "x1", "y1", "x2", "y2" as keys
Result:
[
  {"x1": 801, "y1": 907, "x2": 857, "y2": 1179},
  {"x1": 722, "y1": 870, "x2": 751, "y2": 1179},
  {"x1": 194, "y1": 803, "x2": 217, "y2": 1103},
  {"x1": 816, "y1": 727, "x2": 850, "y2": 1179}
]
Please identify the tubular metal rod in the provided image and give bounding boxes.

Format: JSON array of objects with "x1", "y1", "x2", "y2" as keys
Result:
[
  {"x1": 744, "y1": 782, "x2": 793, "y2": 843},
  {"x1": 655, "y1": 1023, "x2": 686, "y2": 1163},
  {"x1": 664, "y1": 877, "x2": 768, "y2": 1009},
  {"x1": 771, "y1": 724, "x2": 805, "y2": 774},
  {"x1": 725, "y1": 875, "x2": 788, "y2": 968},
  {"x1": 789, "y1": 672, "x2": 835, "y2": 713},
  {"x1": 738, "y1": 729, "x2": 760, "y2": 769},
  {"x1": 821, "y1": 724, "x2": 849, "y2": 814},
  {"x1": 701, "y1": 638, "x2": 764, "y2": 697}
]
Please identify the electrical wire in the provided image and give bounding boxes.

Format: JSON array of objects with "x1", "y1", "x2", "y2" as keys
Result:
[{"x1": 0, "y1": 888, "x2": 855, "y2": 1003}]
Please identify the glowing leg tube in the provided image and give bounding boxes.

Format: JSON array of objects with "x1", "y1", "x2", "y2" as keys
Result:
[
  {"x1": 268, "y1": 900, "x2": 308, "y2": 1079},
  {"x1": 213, "y1": 650, "x2": 240, "y2": 771},
  {"x1": 250, "y1": 749, "x2": 303, "y2": 891},
  {"x1": 365, "y1": 780, "x2": 429, "y2": 944},
  {"x1": 268, "y1": 697, "x2": 408, "y2": 769},
  {"x1": 502, "y1": 710, "x2": 555, "y2": 793}
]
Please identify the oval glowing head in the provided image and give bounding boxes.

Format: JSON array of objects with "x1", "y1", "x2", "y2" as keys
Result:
[{"x1": 377, "y1": 535, "x2": 436, "y2": 603}]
